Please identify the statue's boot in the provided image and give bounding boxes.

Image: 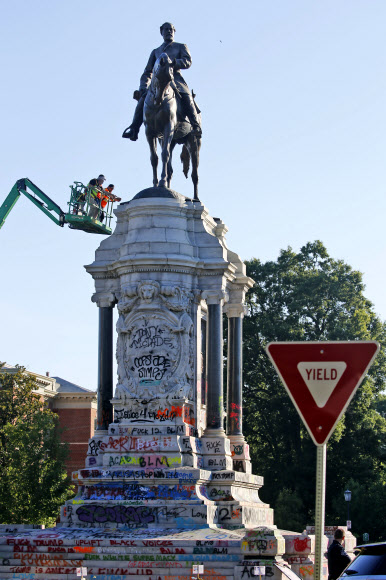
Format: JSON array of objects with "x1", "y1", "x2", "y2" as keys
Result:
[
  {"x1": 181, "y1": 93, "x2": 202, "y2": 137},
  {"x1": 122, "y1": 96, "x2": 145, "y2": 140}
]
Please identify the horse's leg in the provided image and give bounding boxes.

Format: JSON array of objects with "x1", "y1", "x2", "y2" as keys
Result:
[
  {"x1": 146, "y1": 133, "x2": 158, "y2": 187},
  {"x1": 167, "y1": 142, "x2": 176, "y2": 188},
  {"x1": 188, "y1": 136, "x2": 201, "y2": 201},
  {"x1": 159, "y1": 126, "x2": 174, "y2": 188}
]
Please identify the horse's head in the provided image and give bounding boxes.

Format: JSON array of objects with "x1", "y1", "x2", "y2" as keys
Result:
[{"x1": 152, "y1": 53, "x2": 174, "y2": 106}]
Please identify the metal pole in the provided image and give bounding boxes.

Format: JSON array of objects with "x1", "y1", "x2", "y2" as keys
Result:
[{"x1": 314, "y1": 444, "x2": 327, "y2": 580}]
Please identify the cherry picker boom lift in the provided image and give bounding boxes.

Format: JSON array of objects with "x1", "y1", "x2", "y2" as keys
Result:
[{"x1": 0, "y1": 178, "x2": 113, "y2": 235}]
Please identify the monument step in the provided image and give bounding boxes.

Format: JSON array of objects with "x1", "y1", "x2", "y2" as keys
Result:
[
  {"x1": 77, "y1": 467, "x2": 211, "y2": 481},
  {"x1": 0, "y1": 545, "x2": 241, "y2": 556},
  {"x1": 108, "y1": 424, "x2": 197, "y2": 437},
  {"x1": 0, "y1": 537, "x2": 241, "y2": 549},
  {"x1": 77, "y1": 482, "x2": 207, "y2": 502},
  {"x1": 0, "y1": 575, "x2": 235, "y2": 580},
  {"x1": 90, "y1": 434, "x2": 203, "y2": 453},
  {"x1": 101, "y1": 452, "x2": 187, "y2": 469},
  {"x1": 0, "y1": 562, "x2": 236, "y2": 574},
  {"x1": 0, "y1": 554, "x2": 240, "y2": 565}
]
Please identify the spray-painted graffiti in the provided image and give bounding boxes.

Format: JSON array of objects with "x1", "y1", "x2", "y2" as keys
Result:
[
  {"x1": 134, "y1": 354, "x2": 171, "y2": 380},
  {"x1": 294, "y1": 537, "x2": 311, "y2": 552},
  {"x1": 229, "y1": 402, "x2": 241, "y2": 430},
  {"x1": 80, "y1": 483, "x2": 198, "y2": 501},
  {"x1": 300, "y1": 564, "x2": 314, "y2": 578},
  {"x1": 88, "y1": 439, "x2": 103, "y2": 456},
  {"x1": 286, "y1": 556, "x2": 310, "y2": 564},
  {"x1": 240, "y1": 563, "x2": 274, "y2": 577},
  {"x1": 233, "y1": 460, "x2": 245, "y2": 472},
  {"x1": 114, "y1": 405, "x2": 195, "y2": 425},
  {"x1": 107, "y1": 454, "x2": 182, "y2": 468},
  {"x1": 232, "y1": 445, "x2": 244, "y2": 456},
  {"x1": 205, "y1": 440, "x2": 222, "y2": 453},
  {"x1": 109, "y1": 424, "x2": 196, "y2": 436},
  {"x1": 75, "y1": 504, "x2": 207, "y2": 526},
  {"x1": 129, "y1": 325, "x2": 174, "y2": 350},
  {"x1": 79, "y1": 467, "x2": 196, "y2": 480}
]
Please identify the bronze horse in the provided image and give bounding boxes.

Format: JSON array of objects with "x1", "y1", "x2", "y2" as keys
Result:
[{"x1": 143, "y1": 53, "x2": 201, "y2": 200}]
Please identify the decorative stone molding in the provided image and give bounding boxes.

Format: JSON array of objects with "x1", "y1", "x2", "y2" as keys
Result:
[
  {"x1": 91, "y1": 292, "x2": 116, "y2": 308},
  {"x1": 201, "y1": 289, "x2": 228, "y2": 305},
  {"x1": 115, "y1": 283, "x2": 195, "y2": 403},
  {"x1": 213, "y1": 218, "x2": 229, "y2": 245},
  {"x1": 224, "y1": 303, "x2": 246, "y2": 318}
]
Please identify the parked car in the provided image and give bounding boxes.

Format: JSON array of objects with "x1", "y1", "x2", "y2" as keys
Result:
[{"x1": 339, "y1": 542, "x2": 386, "y2": 578}]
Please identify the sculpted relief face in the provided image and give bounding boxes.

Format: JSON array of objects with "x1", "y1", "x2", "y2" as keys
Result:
[{"x1": 139, "y1": 284, "x2": 157, "y2": 303}]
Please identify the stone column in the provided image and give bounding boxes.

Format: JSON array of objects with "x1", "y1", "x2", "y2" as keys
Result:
[
  {"x1": 225, "y1": 304, "x2": 244, "y2": 436},
  {"x1": 201, "y1": 291, "x2": 232, "y2": 470},
  {"x1": 92, "y1": 293, "x2": 115, "y2": 431},
  {"x1": 203, "y1": 291, "x2": 225, "y2": 434},
  {"x1": 224, "y1": 303, "x2": 251, "y2": 473}
]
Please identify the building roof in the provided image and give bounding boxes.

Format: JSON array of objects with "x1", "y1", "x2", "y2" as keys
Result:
[{"x1": 52, "y1": 376, "x2": 96, "y2": 395}]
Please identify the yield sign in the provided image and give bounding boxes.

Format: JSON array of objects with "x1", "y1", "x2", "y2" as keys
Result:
[{"x1": 266, "y1": 341, "x2": 379, "y2": 445}]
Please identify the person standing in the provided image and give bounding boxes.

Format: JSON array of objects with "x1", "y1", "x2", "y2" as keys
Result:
[
  {"x1": 100, "y1": 184, "x2": 121, "y2": 222},
  {"x1": 327, "y1": 528, "x2": 351, "y2": 580},
  {"x1": 87, "y1": 174, "x2": 106, "y2": 219}
]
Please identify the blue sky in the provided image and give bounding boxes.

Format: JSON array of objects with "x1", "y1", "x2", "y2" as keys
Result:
[{"x1": 1, "y1": 1, "x2": 386, "y2": 389}]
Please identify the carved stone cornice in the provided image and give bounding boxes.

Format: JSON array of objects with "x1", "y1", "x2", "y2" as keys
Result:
[
  {"x1": 223, "y1": 303, "x2": 246, "y2": 318},
  {"x1": 91, "y1": 292, "x2": 116, "y2": 308},
  {"x1": 201, "y1": 289, "x2": 229, "y2": 305}
]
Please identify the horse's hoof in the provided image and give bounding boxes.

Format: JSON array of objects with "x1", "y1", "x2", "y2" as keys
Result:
[{"x1": 158, "y1": 180, "x2": 167, "y2": 188}]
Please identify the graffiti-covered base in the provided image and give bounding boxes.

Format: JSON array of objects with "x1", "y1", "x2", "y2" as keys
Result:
[
  {"x1": 0, "y1": 525, "x2": 306, "y2": 580},
  {"x1": 0, "y1": 193, "x2": 332, "y2": 579}
]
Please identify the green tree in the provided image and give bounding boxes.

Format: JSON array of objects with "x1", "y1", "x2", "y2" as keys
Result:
[
  {"x1": 243, "y1": 241, "x2": 386, "y2": 538},
  {"x1": 0, "y1": 365, "x2": 73, "y2": 525},
  {"x1": 373, "y1": 393, "x2": 386, "y2": 418}
]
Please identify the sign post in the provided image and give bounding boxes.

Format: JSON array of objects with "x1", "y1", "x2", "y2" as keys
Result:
[
  {"x1": 266, "y1": 341, "x2": 379, "y2": 580},
  {"x1": 314, "y1": 445, "x2": 326, "y2": 580}
]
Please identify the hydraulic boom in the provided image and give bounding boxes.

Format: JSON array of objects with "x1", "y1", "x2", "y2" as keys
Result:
[
  {"x1": 0, "y1": 178, "x2": 113, "y2": 235},
  {"x1": 0, "y1": 178, "x2": 65, "y2": 230}
]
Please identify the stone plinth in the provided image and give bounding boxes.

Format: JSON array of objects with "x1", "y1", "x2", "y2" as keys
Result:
[
  {"x1": 0, "y1": 526, "x2": 300, "y2": 580},
  {"x1": 0, "y1": 188, "x2": 300, "y2": 580}
]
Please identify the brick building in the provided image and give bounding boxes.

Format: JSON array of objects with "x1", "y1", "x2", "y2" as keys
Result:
[{"x1": 1, "y1": 364, "x2": 96, "y2": 476}]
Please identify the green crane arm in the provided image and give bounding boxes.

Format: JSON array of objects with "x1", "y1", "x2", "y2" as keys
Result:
[{"x1": 0, "y1": 178, "x2": 65, "y2": 230}]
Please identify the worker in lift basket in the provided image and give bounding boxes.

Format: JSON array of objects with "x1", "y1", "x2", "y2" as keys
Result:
[
  {"x1": 87, "y1": 174, "x2": 106, "y2": 219},
  {"x1": 100, "y1": 184, "x2": 121, "y2": 222}
]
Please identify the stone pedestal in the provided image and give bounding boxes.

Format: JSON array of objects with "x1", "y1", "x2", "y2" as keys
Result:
[
  {"x1": 69, "y1": 187, "x2": 272, "y2": 532},
  {"x1": 0, "y1": 187, "x2": 296, "y2": 580}
]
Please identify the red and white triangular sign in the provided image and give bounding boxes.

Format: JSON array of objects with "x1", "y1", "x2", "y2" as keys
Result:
[{"x1": 266, "y1": 341, "x2": 380, "y2": 445}]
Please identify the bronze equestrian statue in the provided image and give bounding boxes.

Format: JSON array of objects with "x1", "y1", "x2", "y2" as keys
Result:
[{"x1": 122, "y1": 22, "x2": 202, "y2": 200}]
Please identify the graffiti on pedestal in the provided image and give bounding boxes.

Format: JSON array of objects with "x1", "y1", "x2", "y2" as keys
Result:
[{"x1": 115, "y1": 282, "x2": 195, "y2": 402}]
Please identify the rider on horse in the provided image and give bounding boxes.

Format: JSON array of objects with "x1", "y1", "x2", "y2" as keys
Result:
[{"x1": 123, "y1": 22, "x2": 202, "y2": 141}]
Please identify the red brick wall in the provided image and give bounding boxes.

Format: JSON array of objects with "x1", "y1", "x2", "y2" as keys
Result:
[{"x1": 54, "y1": 407, "x2": 96, "y2": 476}]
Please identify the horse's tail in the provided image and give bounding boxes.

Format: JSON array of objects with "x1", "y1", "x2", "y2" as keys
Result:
[{"x1": 180, "y1": 145, "x2": 190, "y2": 178}]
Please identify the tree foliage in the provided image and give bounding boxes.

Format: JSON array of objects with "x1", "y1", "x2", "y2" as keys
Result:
[
  {"x1": 243, "y1": 241, "x2": 386, "y2": 539},
  {"x1": 0, "y1": 365, "x2": 73, "y2": 525}
]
